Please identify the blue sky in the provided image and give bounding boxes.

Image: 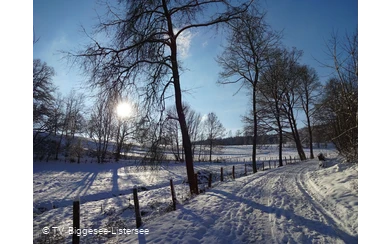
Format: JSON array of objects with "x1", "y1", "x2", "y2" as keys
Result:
[{"x1": 33, "y1": 0, "x2": 358, "y2": 134}]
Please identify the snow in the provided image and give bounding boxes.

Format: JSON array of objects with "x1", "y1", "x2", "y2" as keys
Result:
[{"x1": 33, "y1": 146, "x2": 357, "y2": 243}]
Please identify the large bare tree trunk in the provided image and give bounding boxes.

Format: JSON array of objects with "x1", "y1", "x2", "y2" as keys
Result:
[
  {"x1": 252, "y1": 88, "x2": 258, "y2": 173},
  {"x1": 291, "y1": 118, "x2": 306, "y2": 160},
  {"x1": 164, "y1": 1, "x2": 196, "y2": 194},
  {"x1": 306, "y1": 114, "x2": 314, "y2": 159},
  {"x1": 277, "y1": 118, "x2": 283, "y2": 167},
  {"x1": 274, "y1": 103, "x2": 284, "y2": 167},
  {"x1": 174, "y1": 80, "x2": 196, "y2": 194}
]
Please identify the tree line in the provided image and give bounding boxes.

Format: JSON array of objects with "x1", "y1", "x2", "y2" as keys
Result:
[
  {"x1": 34, "y1": 0, "x2": 357, "y2": 195},
  {"x1": 33, "y1": 60, "x2": 228, "y2": 164}
]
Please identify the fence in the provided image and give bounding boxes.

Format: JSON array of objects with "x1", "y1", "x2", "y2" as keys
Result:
[
  {"x1": 67, "y1": 156, "x2": 299, "y2": 243},
  {"x1": 50, "y1": 154, "x2": 301, "y2": 164}
]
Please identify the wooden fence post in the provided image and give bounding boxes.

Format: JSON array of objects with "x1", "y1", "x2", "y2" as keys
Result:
[
  {"x1": 170, "y1": 179, "x2": 176, "y2": 210},
  {"x1": 133, "y1": 187, "x2": 142, "y2": 228},
  {"x1": 221, "y1": 167, "x2": 224, "y2": 182},
  {"x1": 72, "y1": 199, "x2": 80, "y2": 244},
  {"x1": 208, "y1": 173, "x2": 212, "y2": 188},
  {"x1": 232, "y1": 166, "x2": 235, "y2": 179}
]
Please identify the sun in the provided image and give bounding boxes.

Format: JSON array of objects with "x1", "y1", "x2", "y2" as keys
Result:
[{"x1": 116, "y1": 102, "x2": 132, "y2": 118}]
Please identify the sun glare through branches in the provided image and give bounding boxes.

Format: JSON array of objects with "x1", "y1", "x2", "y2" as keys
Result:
[{"x1": 116, "y1": 101, "x2": 133, "y2": 119}]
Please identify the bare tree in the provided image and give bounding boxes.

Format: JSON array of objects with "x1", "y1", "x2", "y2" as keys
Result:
[
  {"x1": 257, "y1": 48, "x2": 289, "y2": 167},
  {"x1": 165, "y1": 106, "x2": 183, "y2": 161},
  {"x1": 113, "y1": 102, "x2": 139, "y2": 161},
  {"x1": 318, "y1": 30, "x2": 358, "y2": 163},
  {"x1": 217, "y1": 9, "x2": 281, "y2": 173},
  {"x1": 279, "y1": 48, "x2": 307, "y2": 161},
  {"x1": 33, "y1": 59, "x2": 58, "y2": 160},
  {"x1": 297, "y1": 65, "x2": 321, "y2": 159},
  {"x1": 137, "y1": 109, "x2": 168, "y2": 169},
  {"x1": 69, "y1": 0, "x2": 251, "y2": 194},
  {"x1": 87, "y1": 96, "x2": 114, "y2": 163},
  {"x1": 186, "y1": 107, "x2": 202, "y2": 160},
  {"x1": 49, "y1": 93, "x2": 65, "y2": 160},
  {"x1": 165, "y1": 103, "x2": 202, "y2": 161},
  {"x1": 33, "y1": 59, "x2": 56, "y2": 134},
  {"x1": 60, "y1": 90, "x2": 86, "y2": 159},
  {"x1": 204, "y1": 112, "x2": 225, "y2": 162},
  {"x1": 69, "y1": 138, "x2": 86, "y2": 163}
]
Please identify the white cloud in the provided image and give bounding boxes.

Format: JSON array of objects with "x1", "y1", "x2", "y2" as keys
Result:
[{"x1": 175, "y1": 28, "x2": 193, "y2": 59}]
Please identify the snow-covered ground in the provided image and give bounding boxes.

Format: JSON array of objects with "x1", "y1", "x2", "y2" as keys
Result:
[{"x1": 33, "y1": 145, "x2": 357, "y2": 243}]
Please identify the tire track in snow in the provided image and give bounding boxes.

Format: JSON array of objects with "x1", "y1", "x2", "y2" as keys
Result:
[
  {"x1": 273, "y1": 161, "x2": 358, "y2": 243},
  {"x1": 243, "y1": 162, "x2": 357, "y2": 243},
  {"x1": 208, "y1": 165, "x2": 337, "y2": 243},
  {"x1": 295, "y1": 162, "x2": 358, "y2": 243},
  {"x1": 199, "y1": 171, "x2": 281, "y2": 244},
  {"x1": 234, "y1": 175, "x2": 280, "y2": 244}
]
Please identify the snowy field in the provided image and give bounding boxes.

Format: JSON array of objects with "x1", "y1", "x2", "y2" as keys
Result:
[{"x1": 33, "y1": 145, "x2": 357, "y2": 243}]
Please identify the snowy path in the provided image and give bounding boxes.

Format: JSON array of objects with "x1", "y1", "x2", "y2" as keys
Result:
[{"x1": 121, "y1": 159, "x2": 357, "y2": 244}]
